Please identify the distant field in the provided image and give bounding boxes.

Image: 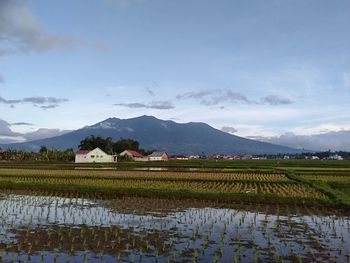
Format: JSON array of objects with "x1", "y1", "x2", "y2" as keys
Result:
[
  {"x1": 1, "y1": 160, "x2": 350, "y2": 262},
  {"x1": 1, "y1": 159, "x2": 350, "y2": 170},
  {"x1": 0, "y1": 159, "x2": 349, "y2": 207},
  {"x1": 0, "y1": 168, "x2": 290, "y2": 181},
  {"x1": 290, "y1": 166, "x2": 350, "y2": 208}
]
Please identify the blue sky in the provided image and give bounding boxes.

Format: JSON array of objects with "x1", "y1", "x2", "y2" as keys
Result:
[{"x1": 0, "y1": 0, "x2": 350, "y2": 144}]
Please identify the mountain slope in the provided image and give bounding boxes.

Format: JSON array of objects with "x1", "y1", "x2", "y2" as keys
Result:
[
  {"x1": 0, "y1": 116, "x2": 301, "y2": 155},
  {"x1": 251, "y1": 131, "x2": 350, "y2": 152}
]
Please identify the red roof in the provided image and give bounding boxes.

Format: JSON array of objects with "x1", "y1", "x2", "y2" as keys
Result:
[
  {"x1": 76, "y1": 149, "x2": 90, "y2": 155},
  {"x1": 125, "y1": 150, "x2": 143, "y2": 157}
]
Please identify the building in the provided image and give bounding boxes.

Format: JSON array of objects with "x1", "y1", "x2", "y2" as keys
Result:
[
  {"x1": 75, "y1": 147, "x2": 117, "y2": 163},
  {"x1": 0, "y1": 148, "x2": 3, "y2": 160},
  {"x1": 328, "y1": 154, "x2": 343, "y2": 161},
  {"x1": 148, "y1": 152, "x2": 169, "y2": 161},
  {"x1": 171, "y1": 155, "x2": 189, "y2": 160},
  {"x1": 119, "y1": 149, "x2": 148, "y2": 161}
]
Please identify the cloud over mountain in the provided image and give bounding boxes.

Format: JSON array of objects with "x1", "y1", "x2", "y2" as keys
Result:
[
  {"x1": 176, "y1": 89, "x2": 293, "y2": 106},
  {"x1": 0, "y1": 118, "x2": 71, "y2": 144},
  {"x1": 251, "y1": 131, "x2": 350, "y2": 151},
  {"x1": 114, "y1": 101, "x2": 174, "y2": 110},
  {"x1": 176, "y1": 89, "x2": 250, "y2": 105},
  {"x1": 221, "y1": 126, "x2": 238, "y2": 134}
]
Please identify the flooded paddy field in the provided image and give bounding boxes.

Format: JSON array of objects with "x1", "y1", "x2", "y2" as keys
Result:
[{"x1": 0, "y1": 191, "x2": 349, "y2": 263}]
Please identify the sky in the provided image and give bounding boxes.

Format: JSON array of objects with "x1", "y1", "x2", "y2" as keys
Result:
[{"x1": 0, "y1": 0, "x2": 350, "y2": 149}]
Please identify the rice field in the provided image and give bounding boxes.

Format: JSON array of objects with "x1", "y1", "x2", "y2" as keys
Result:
[
  {"x1": 0, "y1": 169, "x2": 328, "y2": 201},
  {"x1": 0, "y1": 168, "x2": 290, "y2": 181},
  {"x1": 0, "y1": 162, "x2": 349, "y2": 262},
  {"x1": 0, "y1": 192, "x2": 349, "y2": 263},
  {"x1": 300, "y1": 174, "x2": 350, "y2": 183}
]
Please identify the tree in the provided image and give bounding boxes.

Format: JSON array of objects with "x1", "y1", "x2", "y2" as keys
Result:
[
  {"x1": 78, "y1": 135, "x2": 114, "y2": 154},
  {"x1": 112, "y1": 138, "x2": 140, "y2": 153},
  {"x1": 78, "y1": 136, "x2": 155, "y2": 155},
  {"x1": 39, "y1": 146, "x2": 49, "y2": 160}
]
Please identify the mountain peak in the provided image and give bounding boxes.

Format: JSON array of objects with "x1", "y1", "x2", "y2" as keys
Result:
[
  {"x1": 1, "y1": 115, "x2": 301, "y2": 155},
  {"x1": 128, "y1": 115, "x2": 160, "y2": 121}
]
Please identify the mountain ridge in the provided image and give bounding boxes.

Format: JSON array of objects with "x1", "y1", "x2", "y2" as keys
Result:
[{"x1": 0, "y1": 115, "x2": 302, "y2": 155}]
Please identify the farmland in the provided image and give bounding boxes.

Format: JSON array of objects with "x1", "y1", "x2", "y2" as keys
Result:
[{"x1": 0, "y1": 160, "x2": 349, "y2": 262}]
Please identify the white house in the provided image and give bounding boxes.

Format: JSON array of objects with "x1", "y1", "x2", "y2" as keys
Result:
[
  {"x1": 75, "y1": 147, "x2": 117, "y2": 163},
  {"x1": 119, "y1": 149, "x2": 148, "y2": 161},
  {"x1": 148, "y1": 152, "x2": 169, "y2": 161},
  {"x1": 328, "y1": 154, "x2": 343, "y2": 161}
]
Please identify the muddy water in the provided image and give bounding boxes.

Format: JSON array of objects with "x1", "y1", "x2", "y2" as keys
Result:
[{"x1": 0, "y1": 192, "x2": 349, "y2": 262}]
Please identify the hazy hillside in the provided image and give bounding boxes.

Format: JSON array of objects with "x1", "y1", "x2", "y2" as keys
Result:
[{"x1": 0, "y1": 116, "x2": 301, "y2": 155}]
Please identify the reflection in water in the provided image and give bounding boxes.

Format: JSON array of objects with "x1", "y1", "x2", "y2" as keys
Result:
[{"x1": 0, "y1": 192, "x2": 349, "y2": 262}]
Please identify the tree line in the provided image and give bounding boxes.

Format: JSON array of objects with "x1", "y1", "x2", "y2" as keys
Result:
[
  {"x1": 78, "y1": 135, "x2": 154, "y2": 155},
  {"x1": 0, "y1": 136, "x2": 152, "y2": 162},
  {"x1": 0, "y1": 148, "x2": 75, "y2": 162}
]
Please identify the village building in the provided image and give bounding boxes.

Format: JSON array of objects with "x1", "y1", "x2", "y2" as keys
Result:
[
  {"x1": 119, "y1": 149, "x2": 148, "y2": 161},
  {"x1": 148, "y1": 152, "x2": 169, "y2": 161},
  {"x1": 328, "y1": 154, "x2": 343, "y2": 161},
  {"x1": 75, "y1": 147, "x2": 117, "y2": 163},
  {"x1": 171, "y1": 155, "x2": 189, "y2": 160},
  {"x1": 0, "y1": 148, "x2": 4, "y2": 160},
  {"x1": 311, "y1": 156, "x2": 320, "y2": 160}
]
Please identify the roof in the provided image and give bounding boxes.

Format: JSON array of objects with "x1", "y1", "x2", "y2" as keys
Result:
[
  {"x1": 149, "y1": 152, "x2": 167, "y2": 157},
  {"x1": 125, "y1": 150, "x2": 144, "y2": 157},
  {"x1": 76, "y1": 149, "x2": 90, "y2": 155}
]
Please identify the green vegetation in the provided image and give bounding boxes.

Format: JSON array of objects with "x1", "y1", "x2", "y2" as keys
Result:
[
  {"x1": 78, "y1": 136, "x2": 154, "y2": 155},
  {"x1": 0, "y1": 159, "x2": 349, "y2": 262},
  {"x1": 287, "y1": 168, "x2": 350, "y2": 208},
  {"x1": 1, "y1": 193, "x2": 348, "y2": 262},
  {"x1": 0, "y1": 159, "x2": 349, "y2": 208}
]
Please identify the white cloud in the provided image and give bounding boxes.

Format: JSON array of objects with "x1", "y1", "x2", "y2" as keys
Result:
[
  {"x1": 290, "y1": 123, "x2": 350, "y2": 136},
  {"x1": 254, "y1": 130, "x2": 350, "y2": 151},
  {"x1": 221, "y1": 126, "x2": 238, "y2": 134},
  {"x1": 0, "y1": 118, "x2": 71, "y2": 144},
  {"x1": 0, "y1": 0, "x2": 80, "y2": 55}
]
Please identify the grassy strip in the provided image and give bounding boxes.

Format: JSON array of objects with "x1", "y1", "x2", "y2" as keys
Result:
[
  {"x1": 1, "y1": 159, "x2": 350, "y2": 169},
  {"x1": 0, "y1": 168, "x2": 286, "y2": 175},
  {"x1": 283, "y1": 170, "x2": 350, "y2": 209},
  {"x1": 0, "y1": 180, "x2": 331, "y2": 207},
  {"x1": 0, "y1": 174, "x2": 291, "y2": 184}
]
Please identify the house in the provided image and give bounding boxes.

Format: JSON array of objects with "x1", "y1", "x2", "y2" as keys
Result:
[
  {"x1": 119, "y1": 150, "x2": 148, "y2": 161},
  {"x1": 75, "y1": 147, "x2": 117, "y2": 163},
  {"x1": 148, "y1": 152, "x2": 169, "y2": 161},
  {"x1": 328, "y1": 154, "x2": 343, "y2": 161},
  {"x1": 171, "y1": 155, "x2": 189, "y2": 160}
]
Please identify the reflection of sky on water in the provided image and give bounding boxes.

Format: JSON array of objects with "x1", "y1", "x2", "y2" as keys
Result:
[{"x1": 0, "y1": 193, "x2": 349, "y2": 262}]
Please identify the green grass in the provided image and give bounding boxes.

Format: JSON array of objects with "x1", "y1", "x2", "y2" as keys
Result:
[
  {"x1": 284, "y1": 170, "x2": 350, "y2": 208},
  {"x1": 0, "y1": 180, "x2": 331, "y2": 207},
  {"x1": 1, "y1": 159, "x2": 349, "y2": 208},
  {"x1": 0, "y1": 159, "x2": 349, "y2": 170}
]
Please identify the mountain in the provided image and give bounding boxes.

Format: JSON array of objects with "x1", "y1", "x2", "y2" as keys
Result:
[
  {"x1": 0, "y1": 115, "x2": 302, "y2": 155},
  {"x1": 251, "y1": 130, "x2": 350, "y2": 152}
]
